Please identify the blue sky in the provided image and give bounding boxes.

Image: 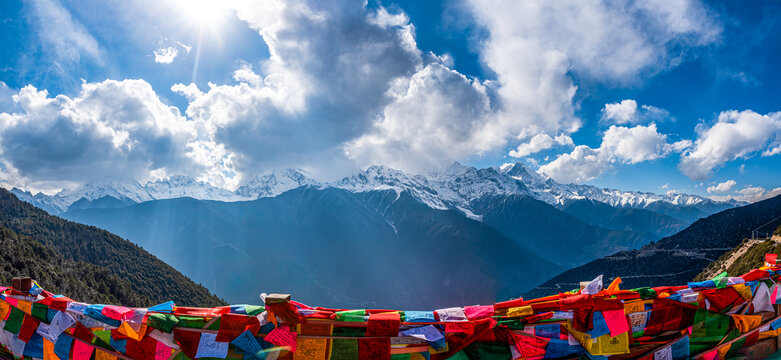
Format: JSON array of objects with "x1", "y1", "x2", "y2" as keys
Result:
[{"x1": 0, "y1": 0, "x2": 779, "y2": 202}]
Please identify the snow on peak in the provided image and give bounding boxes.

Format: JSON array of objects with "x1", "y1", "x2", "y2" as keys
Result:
[
  {"x1": 146, "y1": 175, "x2": 244, "y2": 201},
  {"x1": 235, "y1": 169, "x2": 320, "y2": 199},
  {"x1": 58, "y1": 177, "x2": 153, "y2": 205}
]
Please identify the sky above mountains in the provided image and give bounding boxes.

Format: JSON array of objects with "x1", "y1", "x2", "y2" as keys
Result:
[{"x1": 0, "y1": 0, "x2": 779, "y2": 202}]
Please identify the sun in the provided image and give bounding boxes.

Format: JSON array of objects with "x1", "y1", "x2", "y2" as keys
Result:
[{"x1": 175, "y1": 0, "x2": 232, "y2": 31}]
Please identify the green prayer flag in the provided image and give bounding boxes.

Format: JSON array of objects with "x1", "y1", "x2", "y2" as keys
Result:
[
  {"x1": 335, "y1": 309, "x2": 365, "y2": 322},
  {"x1": 713, "y1": 272, "x2": 729, "y2": 289},
  {"x1": 463, "y1": 342, "x2": 513, "y2": 360},
  {"x1": 497, "y1": 319, "x2": 524, "y2": 330},
  {"x1": 147, "y1": 313, "x2": 180, "y2": 333},
  {"x1": 691, "y1": 308, "x2": 731, "y2": 342},
  {"x1": 206, "y1": 318, "x2": 221, "y2": 330},
  {"x1": 446, "y1": 350, "x2": 470, "y2": 360},
  {"x1": 31, "y1": 302, "x2": 49, "y2": 323},
  {"x1": 390, "y1": 354, "x2": 412, "y2": 360},
  {"x1": 3, "y1": 306, "x2": 25, "y2": 334},
  {"x1": 331, "y1": 338, "x2": 359, "y2": 359},
  {"x1": 177, "y1": 316, "x2": 207, "y2": 329},
  {"x1": 243, "y1": 306, "x2": 265, "y2": 316},
  {"x1": 333, "y1": 326, "x2": 365, "y2": 337},
  {"x1": 92, "y1": 330, "x2": 114, "y2": 350},
  {"x1": 634, "y1": 287, "x2": 657, "y2": 299},
  {"x1": 726, "y1": 336, "x2": 747, "y2": 357}
]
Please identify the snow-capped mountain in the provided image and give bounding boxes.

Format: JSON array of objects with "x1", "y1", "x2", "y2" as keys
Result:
[
  {"x1": 145, "y1": 175, "x2": 244, "y2": 202},
  {"x1": 235, "y1": 169, "x2": 320, "y2": 199},
  {"x1": 334, "y1": 162, "x2": 730, "y2": 216},
  {"x1": 9, "y1": 162, "x2": 733, "y2": 217}
]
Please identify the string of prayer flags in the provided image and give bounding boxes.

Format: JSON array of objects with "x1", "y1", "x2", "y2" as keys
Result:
[{"x1": 6, "y1": 259, "x2": 781, "y2": 359}]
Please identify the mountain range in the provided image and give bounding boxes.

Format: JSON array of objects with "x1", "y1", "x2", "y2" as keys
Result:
[
  {"x1": 8, "y1": 162, "x2": 738, "y2": 308},
  {"x1": 11, "y1": 163, "x2": 735, "y2": 220},
  {"x1": 524, "y1": 193, "x2": 781, "y2": 299}
]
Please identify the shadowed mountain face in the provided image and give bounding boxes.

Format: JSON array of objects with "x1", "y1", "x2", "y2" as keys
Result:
[
  {"x1": 64, "y1": 187, "x2": 561, "y2": 309},
  {"x1": 525, "y1": 194, "x2": 781, "y2": 299},
  {"x1": 471, "y1": 195, "x2": 658, "y2": 267}
]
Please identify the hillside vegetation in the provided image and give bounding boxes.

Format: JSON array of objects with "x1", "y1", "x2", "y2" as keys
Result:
[
  {"x1": 0, "y1": 189, "x2": 225, "y2": 307},
  {"x1": 695, "y1": 225, "x2": 781, "y2": 281}
]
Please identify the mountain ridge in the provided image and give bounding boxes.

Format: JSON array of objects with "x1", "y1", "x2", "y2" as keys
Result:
[{"x1": 9, "y1": 163, "x2": 735, "y2": 220}]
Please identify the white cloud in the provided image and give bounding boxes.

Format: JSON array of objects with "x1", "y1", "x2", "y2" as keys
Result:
[
  {"x1": 537, "y1": 145, "x2": 611, "y2": 183},
  {"x1": 679, "y1": 110, "x2": 781, "y2": 180},
  {"x1": 706, "y1": 179, "x2": 736, "y2": 193},
  {"x1": 710, "y1": 186, "x2": 781, "y2": 203},
  {"x1": 26, "y1": 0, "x2": 104, "y2": 66},
  {"x1": 508, "y1": 133, "x2": 573, "y2": 158},
  {"x1": 0, "y1": 80, "x2": 225, "y2": 190},
  {"x1": 539, "y1": 123, "x2": 683, "y2": 183},
  {"x1": 602, "y1": 100, "x2": 638, "y2": 124},
  {"x1": 467, "y1": 0, "x2": 719, "y2": 139},
  {"x1": 344, "y1": 63, "x2": 497, "y2": 172},
  {"x1": 601, "y1": 123, "x2": 672, "y2": 163},
  {"x1": 154, "y1": 46, "x2": 179, "y2": 64},
  {"x1": 601, "y1": 99, "x2": 672, "y2": 124}
]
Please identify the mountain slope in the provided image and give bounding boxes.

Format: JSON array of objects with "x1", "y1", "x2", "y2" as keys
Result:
[
  {"x1": 695, "y1": 225, "x2": 781, "y2": 281},
  {"x1": 524, "y1": 194, "x2": 781, "y2": 299},
  {"x1": 0, "y1": 189, "x2": 225, "y2": 307},
  {"x1": 0, "y1": 225, "x2": 147, "y2": 305},
  {"x1": 64, "y1": 187, "x2": 561, "y2": 309},
  {"x1": 560, "y1": 198, "x2": 688, "y2": 238},
  {"x1": 472, "y1": 195, "x2": 656, "y2": 267}
]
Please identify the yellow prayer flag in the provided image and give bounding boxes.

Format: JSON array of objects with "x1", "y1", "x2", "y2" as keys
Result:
[
  {"x1": 118, "y1": 321, "x2": 144, "y2": 341},
  {"x1": 733, "y1": 284, "x2": 752, "y2": 301},
  {"x1": 732, "y1": 314, "x2": 762, "y2": 333},
  {"x1": 590, "y1": 333, "x2": 630, "y2": 356},
  {"x1": 607, "y1": 277, "x2": 622, "y2": 293},
  {"x1": 43, "y1": 338, "x2": 59, "y2": 360},
  {"x1": 0, "y1": 300, "x2": 10, "y2": 320},
  {"x1": 294, "y1": 338, "x2": 328, "y2": 360},
  {"x1": 623, "y1": 300, "x2": 644, "y2": 314},
  {"x1": 564, "y1": 323, "x2": 593, "y2": 352},
  {"x1": 17, "y1": 300, "x2": 32, "y2": 316},
  {"x1": 759, "y1": 328, "x2": 781, "y2": 341},
  {"x1": 95, "y1": 349, "x2": 117, "y2": 360},
  {"x1": 717, "y1": 344, "x2": 731, "y2": 359},
  {"x1": 507, "y1": 306, "x2": 533, "y2": 317}
]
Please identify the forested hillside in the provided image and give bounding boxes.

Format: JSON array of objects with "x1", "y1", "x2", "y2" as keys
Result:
[{"x1": 0, "y1": 189, "x2": 224, "y2": 307}]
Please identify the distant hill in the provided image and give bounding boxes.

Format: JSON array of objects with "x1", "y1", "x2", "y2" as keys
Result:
[
  {"x1": 524, "y1": 194, "x2": 781, "y2": 299},
  {"x1": 0, "y1": 189, "x2": 225, "y2": 307}
]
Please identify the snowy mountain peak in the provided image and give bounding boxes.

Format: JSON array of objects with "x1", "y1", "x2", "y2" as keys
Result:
[
  {"x1": 146, "y1": 175, "x2": 243, "y2": 201},
  {"x1": 59, "y1": 177, "x2": 152, "y2": 204},
  {"x1": 235, "y1": 169, "x2": 320, "y2": 199}
]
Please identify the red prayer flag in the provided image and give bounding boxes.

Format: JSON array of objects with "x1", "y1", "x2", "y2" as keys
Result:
[
  {"x1": 125, "y1": 334, "x2": 158, "y2": 360},
  {"x1": 17, "y1": 315, "x2": 40, "y2": 343},
  {"x1": 173, "y1": 329, "x2": 201, "y2": 359},
  {"x1": 358, "y1": 337, "x2": 390, "y2": 360},
  {"x1": 766, "y1": 253, "x2": 777, "y2": 265},
  {"x1": 366, "y1": 313, "x2": 400, "y2": 337},
  {"x1": 216, "y1": 313, "x2": 260, "y2": 342},
  {"x1": 72, "y1": 322, "x2": 95, "y2": 343},
  {"x1": 510, "y1": 333, "x2": 548, "y2": 358}
]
